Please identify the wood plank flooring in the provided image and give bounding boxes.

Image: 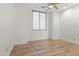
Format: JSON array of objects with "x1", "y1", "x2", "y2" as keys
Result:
[{"x1": 10, "y1": 39, "x2": 79, "y2": 56}]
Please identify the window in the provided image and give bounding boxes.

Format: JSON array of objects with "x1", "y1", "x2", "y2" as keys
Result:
[{"x1": 32, "y1": 11, "x2": 47, "y2": 30}]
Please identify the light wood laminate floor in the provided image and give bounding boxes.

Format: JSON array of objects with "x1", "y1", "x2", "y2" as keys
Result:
[{"x1": 10, "y1": 39, "x2": 79, "y2": 56}]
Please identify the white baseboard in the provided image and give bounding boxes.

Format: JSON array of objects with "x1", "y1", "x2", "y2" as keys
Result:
[
  {"x1": 8, "y1": 41, "x2": 28, "y2": 56},
  {"x1": 8, "y1": 44, "x2": 15, "y2": 56},
  {"x1": 31, "y1": 38, "x2": 49, "y2": 41},
  {"x1": 61, "y1": 38, "x2": 79, "y2": 45},
  {"x1": 15, "y1": 41, "x2": 28, "y2": 45}
]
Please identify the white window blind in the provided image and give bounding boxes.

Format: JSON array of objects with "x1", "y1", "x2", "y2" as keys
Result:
[
  {"x1": 33, "y1": 11, "x2": 47, "y2": 30},
  {"x1": 40, "y1": 13, "x2": 46, "y2": 29}
]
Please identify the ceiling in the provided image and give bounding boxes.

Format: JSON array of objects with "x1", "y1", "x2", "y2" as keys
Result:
[{"x1": 28, "y1": 3, "x2": 79, "y2": 12}]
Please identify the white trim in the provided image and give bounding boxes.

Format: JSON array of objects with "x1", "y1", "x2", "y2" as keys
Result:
[
  {"x1": 8, "y1": 41, "x2": 28, "y2": 56},
  {"x1": 61, "y1": 38, "x2": 79, "y2": 45},
  {"x1": 8, "y1": 44, "x2": 15, "y2": 56}
]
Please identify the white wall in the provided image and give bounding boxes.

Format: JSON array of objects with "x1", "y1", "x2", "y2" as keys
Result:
[
  {"x1": 0, "y1": 3, "x2": 33, "y2": 56},
  {"x1": 48, "y1": 11, "x2": 53, "y2": 39},
  {"x1": 60, "y1": 5, "x2": 79, "y2": 44},
  {"x1": 47, "y1": 5, "x2": 79, "y2": 44},
  {"x1": 52, "y1": 11, "x2": 60, "y2": 39},
  {"x1": 48, "y1": 11, "x2": 60, "y2": 40},
  {"x1": 32, "y1": 30, "x2": 49, "y2": 41},
  {"x1": 0, "y1": 4, "x2": 15, "y2": 55},
  {"x1": 15, "y1": 3, "x2": 32, "y2": 44}
]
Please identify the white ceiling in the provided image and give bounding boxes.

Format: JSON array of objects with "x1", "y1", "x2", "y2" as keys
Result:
[{"x1": 28, "y1": 3, "x2": 79, "y2": 12}]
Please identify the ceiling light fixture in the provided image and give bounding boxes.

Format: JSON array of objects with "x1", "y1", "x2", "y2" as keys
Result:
[
  {"x1": 48, "y1": 5, "x2": 53, "y2": 8},
  {"x1": 63, "y1": 7, "x2": 67, "y2": 9}
]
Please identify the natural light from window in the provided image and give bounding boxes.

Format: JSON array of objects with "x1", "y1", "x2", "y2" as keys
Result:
[{"x1": 32, "y1": 11, "x2": 47, "y2": 30}]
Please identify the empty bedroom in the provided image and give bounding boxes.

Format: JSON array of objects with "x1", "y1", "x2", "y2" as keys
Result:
[{"x1": 0, "y1": 3, "x2": 79, "y2": 56}]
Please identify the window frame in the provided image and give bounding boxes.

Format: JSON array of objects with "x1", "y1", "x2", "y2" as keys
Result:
[{"x1": 32, "y1": 10, "x2": 47, "y2": 31}]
